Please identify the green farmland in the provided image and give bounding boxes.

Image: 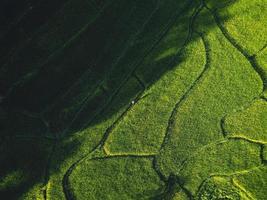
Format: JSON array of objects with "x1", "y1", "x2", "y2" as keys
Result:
[{"x1": 0, "y1": 0, "x2": 266, "y2": 199}]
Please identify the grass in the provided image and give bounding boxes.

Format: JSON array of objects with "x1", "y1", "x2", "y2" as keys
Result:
[
  {"x1": 224, "y1": 99, "x2": 267, "y2": 144},
  {"x1": 70, "y1": 157, "x2": 164, "y2": 200},
  {"x1": 232, "y1": 166, "x2": 267, "y2": 200},
  {"x1": 104, "y1": 28, "x2": 206, "y2": 154},
  {"x1": 179, "y1": 139, "x2": 261, "y2": 195},
  {"x1": 0, "y1": 0, "x2": 267, "y2": 199},
  {"x1": 255, "y1": 47, "x2": 267, "y2": 98},
  {"x1": 197, "y1": 176, "x2": 242, "y2": 200},
  {"x1": 211, "y1": 0, "x2": 267, "y2": 56},
  {"x1": 156, "y1": 6, "x2": 262, "y2": 178},
  {"x1": 46, "y1": 77, "x2": 143, "y2": 199}
]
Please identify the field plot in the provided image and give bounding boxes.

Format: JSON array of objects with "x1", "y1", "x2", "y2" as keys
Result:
[{"x1": 0, "y1": 0, "x2": 266, "y2": 199}]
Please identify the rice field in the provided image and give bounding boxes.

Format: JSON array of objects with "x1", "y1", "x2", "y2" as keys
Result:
[{"x1": 0, "y1": 0, "x2": 266, "y2": 199}]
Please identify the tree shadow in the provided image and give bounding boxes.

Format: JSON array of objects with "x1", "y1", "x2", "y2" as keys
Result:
[
  {"x1": 0, "y1": 0, "x2": 67, "y2": 67},
  {"x1": 0, "y1": 0, "x2": 234, "y2": 199}
]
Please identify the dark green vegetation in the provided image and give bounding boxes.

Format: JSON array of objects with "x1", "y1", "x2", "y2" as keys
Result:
[{"x1": 0, "y1": 0, "x2": 266, "y2": 199}]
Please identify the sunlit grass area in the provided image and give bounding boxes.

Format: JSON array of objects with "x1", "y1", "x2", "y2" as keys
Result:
[{"x1": 0, "y1": 0, "x2": 266, "y2": 199}]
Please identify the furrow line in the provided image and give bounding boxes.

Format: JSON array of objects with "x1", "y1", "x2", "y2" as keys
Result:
[
  {"x1": 132, "y1": 73, "x2": 146, "y2": 90},
  {"x1": 254, "y1": 42, "x2": 267, "y2": 57},
  {"x1": 261, "y1": 96, "x2": 267, "y2": 102},
  {"x1": 227, "y1": 136, "x2": 267, "y2": 146},
  {"x1": 260, "y1": 145, "x2": 267, "y2": 165},
  {"x1": 161, "y1": 174, "x2": 194, "y2": 200},
  {"x1": 62, "y1": 156, "x2": 85, "y2": 200},
  {"x1": 209, "y1": 165, "x2": 265, "y2": 178},
  {"x1": 152, "y1": 157, "x2": 168, "y2": 183},
  {"x1": 92, "y1": 154, "x2": 155, "y2": 160},
  {"x1": 176, "y1": 178, "x2": 194, "y2": 200},
  {"x1": 220, "y1": 115, "x2": 227, "y2": 137}
]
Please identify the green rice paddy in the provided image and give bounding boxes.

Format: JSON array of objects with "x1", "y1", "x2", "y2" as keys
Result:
[{"x1": 0, "y1": 0, "x2": 266, "y2": 199}]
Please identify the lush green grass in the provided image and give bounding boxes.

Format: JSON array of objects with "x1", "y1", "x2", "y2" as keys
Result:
[
  {"x1": 209, "y1": 0, "x2": 267, "y2": 100},
  {"x1": 1, "y1": 0, "x2": 267, "y2": 199},
  {"x1": 156, "y1": 7, "x2": 262, "y2": 177},
  {"x1": 255, "y1": 47, "x2": 267, "y2": 98},
  {"x1": 211, "y1": 0, "x2": 267, "y2": 56},
  {"x1": 224, "y1": 99, "x2": 267, "y2": 143},
  {"x1": 179, "y1": 139, "x2": 261, "y2": 195},
  {"x1": 105, "y1": 33, "x2": 206, "y2": 154},
  {"x1": 232, "y1": 166, "x2": 267, "y2": 200},
  {"x1": 70, "y1": 157, "x2": 164, "y2": 199},
  {"x1": 197, "y1": 176, "x2": 243, "y2": 200},
  {"x1": 46, "y1": 77, "x2": 143, "y2": 199}
]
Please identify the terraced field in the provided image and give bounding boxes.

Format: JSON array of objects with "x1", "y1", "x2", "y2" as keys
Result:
[{"x1": 0, "y1": 0, "x2": 266, "y2": 199}]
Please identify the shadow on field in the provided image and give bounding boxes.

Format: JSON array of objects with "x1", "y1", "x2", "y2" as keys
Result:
[
  {"x1": 0, "y1": 0, "x2": 234, "y2": 199},
  {"x1": 0, "y1": 0, "x2": 67, "y2": 67}
]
